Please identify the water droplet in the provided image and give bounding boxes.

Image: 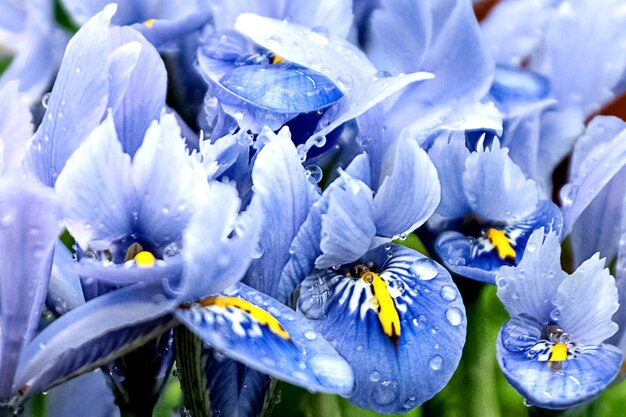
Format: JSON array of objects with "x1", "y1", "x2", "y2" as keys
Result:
[
  {"x1": 75, "y1": 67, "x2": 81, "y2": 74},
  {"x1": 523, "y1": 398, "x2": 533, "y2": 407},
  {"x1": 309, "y1": 26, "x2": 329, "y2": 44},
  {"x1": 550, "y1": 308, "x2": 561, "y2": 322},
  {"x1": 446, "y1": 307, "x2": 463, "y2": 326},
  {"x1": 526, "y1": 242, "x2": 537, "y2": 252},
  {"x1": 560, "y1": 184, "x2": 578, "y2": 205},
  {"x1": 313, "y1": 135, "x2": 327, "y2": 147},
  {"x1": 41, "y1": 93, "x2": 51, "y2": 109},
  {"x1": 305, "y1": 165, "x2": 323, "y2": 184},
  {"x1": 337, "y1": 73, "x2": 354, "y2": 91},
  {"x1": 410, "y1": 258, "x2": 439, "y2": 281},
  {"x1": 440, "y1": 286, "x2": 457, "y2": 301},
  {"x1": 374, "y1": 70, "x2": 392, "y2": 80},
  {"x1": 296, "y1": 144, "x2": 307, "y2": 162},
  {"x1": 373, "y1": 380, "x2": 398, "y2": 405},
  {"x1": 402, "y1": 396, "x2": 418, "y2": 410},
  {"x1": 429, "y1": 355, "x2": 443, "y2": 371},
  {"x1": 369, "y1": 371, "x2": 381, "y2": 382},
  {"x1": 304, "y1": 330, "x2": 317, "y2": 340},
  {"x1": 357, "y1": 135, "x2": 373, "y2": 147}
]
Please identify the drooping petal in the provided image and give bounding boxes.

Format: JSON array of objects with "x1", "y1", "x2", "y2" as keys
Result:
[
  {"x1": 463, "y1": 139, "x2": 539, "y2": 222},
  {"x1": 132, "y1": 114, "x2": 197, "y2": 248},
  {"x1": 496, "y1": 229, "x2": 565, "y2": 320},
  {"x1": 44, "y1": 371, "x2": 119, "y2": 417},
  {"x1": 0, "y1": 177, "x2": 61, "y2": 399},
  {"x1": 298, "y1": 245, "x2": 465, "y2": 413},
  {"x1": 555, "y1": 254, "x2": 619, "y2": 346},
  {"x1": 13, "y1": 283, "x2": 178, "y2": 398},
  {"x1": 372, "y1": 132, "x2": 440, "y2": 237},
  {"x1": 205, "y1": 352, "x2": 269, "y2": 417},
  {"x1": 175, "y1": 283, "x2": 354, "y2": 394},
  {"x1": 54, "y1": 115, "x2": 133, "y2": 250},
  {"x1": 244, "y1": 128, "x2": 319, "y2": 299},
  {"x1": 0, "y1": 80, "x2": 32, "y2": 174},
  {"x1": 497, "y1": 319, "x2": 622, "y2": 410}
]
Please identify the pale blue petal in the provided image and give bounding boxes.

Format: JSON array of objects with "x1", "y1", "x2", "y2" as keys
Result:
[
  {"x1": 205, "y1": 353, "x2": 269, "y2": 417},
  {"x1": 429, "y1": 131, "x2": 471, "y2": 219},
  {"x1": 299, "y1": 245, "x2": 466, "y2": 413},
  {"x1": 481, "y1": 0, "x2": 551, "y2": 66},
  {"x1": 132, "y1": 11, "x2": 212, "y2": 48},
  {"x1": 13, "y1": 283, "x2": 177, "y2": 397},
  {"x1": 463, "y1": 140, "x2": 539, "y2": 222},
  {"x1": 24, "y1": 5, "x2": 119, "y2": 186},
  {"x1": 132, "y1": 114, "x2": 197, "y2": 248},
  {"x1": 0, "y1": 81, "x2": 32, "y2": 174},
  {"x1": 316, "y1": 171, "x2": 376, "y2": 269},
  {"x1": 244, "y1": 129, "x2": 319, "y2": 299},
  {"x1": 54, "y1": 115, "x2": 133, "y2": 250},
  {"x1": 560, "y1": 124, "x2": 626, "y2": 236},
  {"x1": 175, "y1": 182, "x2": 261, "y2": 302},
  {"x1": 108, "y1": 26, "x2": 167, "y2": 157},
  {"x1": 0, "y1": 178, "x2": 61, "y2": 399},
  {"x1": 435, "y1": 231, "x2": 500, "y2": 285},
  {"x1": 175, "y1": 283, "x2": 354, "y2": 394},
  {"x1": 47, "y1": 241, "x2": 85, "y2": 316},
  {"x1": 532, "y1": 0, "x2": 626, "y2": 115},
  {"x1": 555, "y1": 254, "x2": 618, "y2": 346},
  {"x1": 372, "y1": 133, "x2": 439, "y2": 237},
  {"x1": 45, "y1": 371, "x2": 119, "y2": 417},
  {"x1": 612, "y1": 197, "x2": 626, "y2": 351},
  {"x1": 497, "y1": 320, "x2": 622, "y2": 410},
  {"x1": 73, "y1": 256, "x2": 183, "y2": 286},
  {"x1": 496, "y1": 229, "x2": 564, "y2": 320}
]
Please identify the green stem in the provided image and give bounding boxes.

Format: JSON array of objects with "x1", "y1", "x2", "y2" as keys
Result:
[{"x1": 174, "y1": 327, "x2": 211, "y2": 417}]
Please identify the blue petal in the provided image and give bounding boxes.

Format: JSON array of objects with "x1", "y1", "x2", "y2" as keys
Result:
[
  {"x1": 23, "y1": 5, "x2": 121, "y2": 186},
  {"x1": 132, "y1": 11, "x2": 212, "y2": 48},
  {"x1": 44, "y1": 371, "x2": 119, "y2": 417},
  {"x1": 244, "y1": 129, "x2": 319, "y2": 300},
  {"x1": 560, "y1": 120, "x2": 626, "y2": 236},
  {"x1": 372, "y1": 132, "x2": 440, "y2": 237},
  {"x1": 73, "y1": 256, "x2": 183, "y2": 286},
  {"x1": 175, "y1": 283, "x2": 354, "y2": 394},
  {"x1": 0, "y1": 81, "x2": 32, "y2": 174},
  {"x1": 463, "y1": 139, "x2": 539, "y2": 222},
  {"x1": 497, "y1": 319, "x2": 622, "y2": 409},
  {"x1": 47, "y1": 242, "x2": 85, "y2": 316},
  {"x1": 54, "y1": 115, "x2": 134, "y2": 250},
  {"x1": 13, "y1": 283, "x2": 177, "y2": 397},
  {"x1": 490, "y1": 66, "x2": 551, "y2": 106},
  {"x1": 205, "y1": 352, "x2": 270, "y2": 417},
  {"x1": 555, "y1": 254, "x2": 618, "y2": 346},
  {"x1": 108, "y1": 26, "x2": 167, "y2": 157},
  {"x1": 496, "y1": 229, "x2": 565, "y2": 320},
  {"x1": 131, "y1": 114, "x2": 197, "y2": 248},
  {"x1": 428, "y1": 131, "x2": 472, "y2": 219},
  {"x1": 298, "y1": 245, "x2": 465, "y2": 413},
  {"x1": 532, "y1": 0, "x2": 626, "y2": 115},
  {"x1": 175, "y1": 182, "x2": 261, "y2": 302},
  {"x1": 220, "y1": 63, "x2": 343, "y2": 114},
  {"x1": 0, "y1": 178, "x2": 61, "y2": 399}
]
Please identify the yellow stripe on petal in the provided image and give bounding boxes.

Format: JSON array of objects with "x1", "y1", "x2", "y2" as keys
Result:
[
  {"x1": 487, "y1": 228, "x2": 516, "y2": 262},
  {"x1": 199, "y1": 296, "x2": 290, "y2": 340},
  {"x1": 145, "y1": 18, "x2": 155, "y2": 27},
  {"x1": 362, "y1": 272, "x2": 401, "y2": 346}
]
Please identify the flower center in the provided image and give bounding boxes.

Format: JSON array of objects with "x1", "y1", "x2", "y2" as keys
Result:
[
  {"x1": 124, "y1": 242, "x2": 156, "y2": 268},
  {"x1": 486, "y1": 228, "x2": 516, "y2": 262},
  {"x1": 530, "y1": 326, "x2": 581, "y2": 371}
]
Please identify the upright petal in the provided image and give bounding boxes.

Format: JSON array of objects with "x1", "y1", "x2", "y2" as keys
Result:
[
  {"x1": 0, "y1": 178, "x2": 61, "y2": 399},
  {"x1": 244, "y1": 128, "x2": 319, "y2": 299},
  {"x1": 0, "y1": 81, "x2": 32, "y2": 174},
  {"x1": 54, "y1": 115, "x2": 133, "y2": 250},
  {"x1": 47, "y1": 241, "x2": 85, "y2": 316}
]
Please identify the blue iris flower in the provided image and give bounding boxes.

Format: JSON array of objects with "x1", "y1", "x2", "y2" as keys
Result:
[
  {"x1": 263, "y1": 131, "x2": 467, "y2": 414},
  {"x1": 0, "y1": 82, "x2": 62, "y2": 406},
  {"x1": 429, "y1": 134, "x2": 562, "y2": 284},
  {"x1": 495, "y1": 229, "x2": 622, "y2": 409}
]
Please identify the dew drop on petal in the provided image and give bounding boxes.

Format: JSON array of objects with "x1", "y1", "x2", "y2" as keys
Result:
[
  {"x1": 336, "y1": 73, "x2": 354, "y2": 91},
  {"x1": 429, "y1": 355, "x2": 443, "y2": 371},
  {"x1": 41, "y1": 93, "x2": 51, "y2": 109},
  {"x1": 304, "y1": 330, "x2": 317, "y2": 341},
  {"x1": 373, "y1": 380, "x2": 398, "y2": 406},
  {"x1": 357, "y1": 135, "x2": 372, "y2": 147},
  {"x1": 410, "y1": 258, "x2": 439, "y2": 281},
  {"x1": 550, "y1": 308, "x2": 561, "y2": 322},
  {"x1": 446, "y1": 307, "x2": 463, "y2": 326},
  {"x1": 313, "y1": 135, "x2": 327, "y2": 147},
  {"x1": 526, "y1": 242, "x2": 537, "y2": 252},
  {"x1": 560, "y1": 183, "x2": 578, "y2": 205},
  {"x1": 305, "y1": 165, "x2": 323, "y2": 184},
  {"x1": 369, "y1": 371, "x2": 381, "y2": 382},
  {"x1": 440, "y1": 286, "x2": 457, "y2": 301}
]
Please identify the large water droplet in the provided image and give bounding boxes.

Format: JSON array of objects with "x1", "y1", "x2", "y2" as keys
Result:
[
  {"x1": 310, "y1": 354, "x2": 353, "y2": 389},
  {"x1": 560, "y1": 184, "x2": 578, "y2": 206},
  {"x1": 550, "y1": 308, "x2": 561, "y2": 322},
  {"x1": 369, "y1": 370, "x2": 381, "y2": 382},
  {"x1": 313, "y1": 135, "x2": 327, "y2": 147},
  {"x1": 337, "y1": 73, "x2": 354, "y2": 91},
  {"x1": 429, "y1": 355, "x2": 443, "y2": 371},
  {"x1": 446, "y1": 307, "x2": 463, "y2": 326},
  {"x1": 440, "y1": 286, "x2": 457, "y2": 301},
  {"x1": 41, "y1": 93, "x2": 51, "y2": 109},
  {"x1": 305, "y1": 165, "x2": 323, "y2": 184},
  {"x1": 373, "y1": 380, "x2": 398, "y2": 406},
  {"x1": 410, "y1": 258, "x2": 439, "y2": 281}
]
